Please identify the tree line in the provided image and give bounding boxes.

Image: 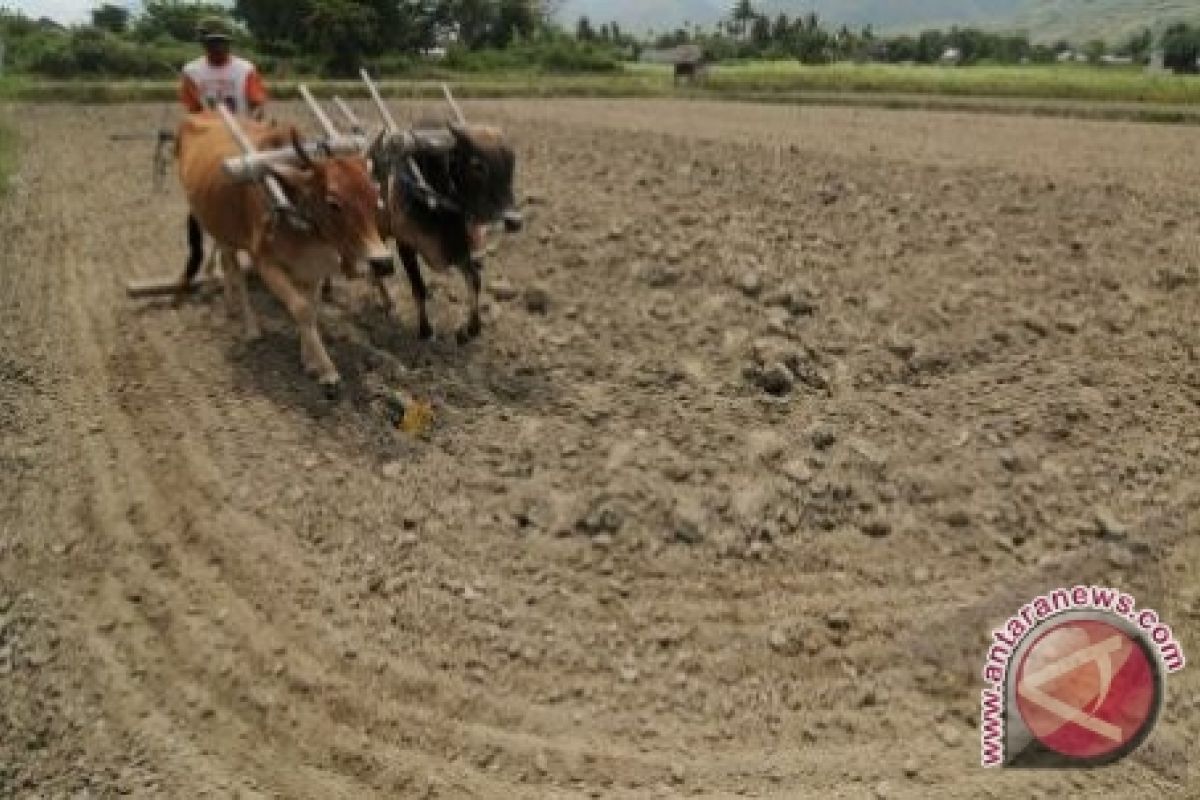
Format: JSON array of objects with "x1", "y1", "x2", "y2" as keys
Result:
[
  {"x1": 1, "y1": 0, "x2": 1197, "y2": 78},
  {"x1": 644, "y1": 1, "x2": 1200, "y2": 70},
  {"x1": 0, "y1": 0, "x2": 617, "y2": 78}
]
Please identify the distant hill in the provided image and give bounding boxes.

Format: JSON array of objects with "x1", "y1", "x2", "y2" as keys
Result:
[
  {"x1": 558, "y1": 0, "x2": 1200, "y2": 43},
  {"x1": 556, "y1": 2, "x2": 1022, "y2": 33},
  {"x1": 1013, "y1": 1, "x2": 1200, "y2": 43}
]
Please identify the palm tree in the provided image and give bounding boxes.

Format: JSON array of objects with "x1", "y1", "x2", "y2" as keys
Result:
[{"x1": 731, "y1": 0, "x2": 755, "y2": 41}]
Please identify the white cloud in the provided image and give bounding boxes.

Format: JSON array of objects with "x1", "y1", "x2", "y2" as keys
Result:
[{"x1": 4, "y1": 2, "x2": 161, "y2": 24}]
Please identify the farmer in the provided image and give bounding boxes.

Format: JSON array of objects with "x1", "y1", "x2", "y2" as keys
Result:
[
  {"x1": 179, "y1": 17, "x2": 268, "y2": 118},
  {"x1": 177, "y1": 17, "x2": 269, "y2": 303}
]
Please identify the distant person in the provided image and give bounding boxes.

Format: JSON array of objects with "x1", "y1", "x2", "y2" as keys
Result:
[{"x1": 177, "y1": 17, "x2": 269, "y2": 303}]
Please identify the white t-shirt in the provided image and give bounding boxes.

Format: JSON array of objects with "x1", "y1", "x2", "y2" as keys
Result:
[{"x1": 181, "y1": 55, "x2": 259, "y2": 115}]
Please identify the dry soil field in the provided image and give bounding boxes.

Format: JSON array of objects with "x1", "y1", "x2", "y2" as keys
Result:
[{"x1": 2, "y1": 98, "x2": 1199, "y2": 799}]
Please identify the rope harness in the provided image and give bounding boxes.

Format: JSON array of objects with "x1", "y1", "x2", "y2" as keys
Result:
[
  {"x1": 372, "y1": 135, "x2": 466, "y2": 219},
  {"x1": 396, "y1": 170, "x2": 462, "y2": 216}
]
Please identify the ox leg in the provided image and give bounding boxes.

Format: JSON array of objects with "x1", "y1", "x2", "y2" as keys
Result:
[
  {"x1": 455, "y1": 258, "x2": 484, "y2": 345},
  {"x1": 374, "y1": 277, "x2": 396, "y2": 316},
  {"x1": 174, "y1": 213, "x2": 206, "y2": 307},
  {"x1": 219, "y1": 248, "x2": 239, "y2": 319},
  {"x1": 373, "y1": 274, "x2": 397, "y2": 317},
  {"x1": 398, "y1": 246, "x2": 433, "y2": 340},
  {"x1": 370, "y1": 253, "x2": 398, "y2": 317},
  {"x1": 300, "y1": 280, "x2": 326, "y2": 375},
  {"x1": 257, "y1": 262, "x2": 341, "y2": 393},
  {"x1": 204, "y1": 248, "x2": 221, "y2": 283},
  {"x1": 221, "y1": 248, "x2": 260, "y2": 340}
]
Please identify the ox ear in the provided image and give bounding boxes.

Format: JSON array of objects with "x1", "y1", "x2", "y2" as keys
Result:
[
  {"x1": 370, "y1": 127, "x2": 386, "y2": 155},
  {"x1": 266, "y1": 164, "x2": 313, "y2": 199}
]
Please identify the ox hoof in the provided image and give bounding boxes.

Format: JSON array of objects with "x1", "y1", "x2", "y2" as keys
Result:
[
  {"x1": 418, "y1": 322, "x2": 435, "y2": 341},
  {"x1": 455, "y1": 317, "x2": 483, "y2": 346}
]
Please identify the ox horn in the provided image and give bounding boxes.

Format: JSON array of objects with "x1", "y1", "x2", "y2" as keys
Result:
[
  {"x1": 291, "y1": 127, "x2": 315, "y2": 169},
  {"x1": 369, "y1": 126, "x2": 387, "y2": 157}
]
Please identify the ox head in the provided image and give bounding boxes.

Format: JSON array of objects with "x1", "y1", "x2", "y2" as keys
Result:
[
  {"x1": 271, "y1": 129, "x2": 392, "y2": 274},
  {"x1": 448, "y1": 125, "x2": 522, "y2": 234}
]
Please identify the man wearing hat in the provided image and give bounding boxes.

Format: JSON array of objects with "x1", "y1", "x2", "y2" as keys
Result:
[
  {"x1": 177, "y1": 17, "x2": 268, "y2": 303},
  {"x1": 179, "y1": 17, "x2": 268, "y2": 118}
]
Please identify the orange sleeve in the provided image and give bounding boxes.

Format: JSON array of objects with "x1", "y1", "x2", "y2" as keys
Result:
[
  {"x1": 245, "y1": 69, "x2": 268, "y2": 109},
  {"x1": 179, "y1": 74, "x2": 204, "y2": 113}
]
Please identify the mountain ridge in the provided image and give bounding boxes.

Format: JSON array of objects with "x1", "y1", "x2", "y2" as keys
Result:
[{"x1": 557, "y1": 0, "x2": 1200, "y2": 43}]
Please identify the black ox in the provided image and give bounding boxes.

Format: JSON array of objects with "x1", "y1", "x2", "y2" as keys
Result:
[{"x1": 369, "y1": 124, "x2": 522, "y2": 343}]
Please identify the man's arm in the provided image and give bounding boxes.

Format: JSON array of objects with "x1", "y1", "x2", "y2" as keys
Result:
[
  {"x1": 246, "y1": 68, "x2": 268, "y2": 119},
  {"x1": 179, "y1": 74, "x2": 205, "y2": 114}
]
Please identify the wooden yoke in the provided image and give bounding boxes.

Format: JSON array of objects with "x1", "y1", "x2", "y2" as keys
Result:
[
  {"x1": 220, "y1": 85, "x2": 366, "y2": 185},
  {"x1": 299, "y1": 85, "x2": 340, "y2": 139},
  {"x1": 215, "y1": 102, "x2": 306, "y2": 230}
]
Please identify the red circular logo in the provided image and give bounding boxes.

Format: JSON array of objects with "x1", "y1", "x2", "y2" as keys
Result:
[{"x1": 1015, "y1": 618, "x2": 1161, "y2": 763}]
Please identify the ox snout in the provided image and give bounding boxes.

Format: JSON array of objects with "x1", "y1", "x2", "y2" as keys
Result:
[{"x1": 502, "y1": 209, "x2": 524, "y2": 234}]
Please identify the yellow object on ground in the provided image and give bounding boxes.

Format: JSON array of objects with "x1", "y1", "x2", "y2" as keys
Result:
[{"x1": 398, "y1": 397, "x2": 435, "y2": 436}]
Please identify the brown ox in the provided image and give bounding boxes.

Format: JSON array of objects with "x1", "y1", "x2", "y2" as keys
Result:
[{"x1": 176, "y1": 111, "x2": 392, "y2": 391}]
